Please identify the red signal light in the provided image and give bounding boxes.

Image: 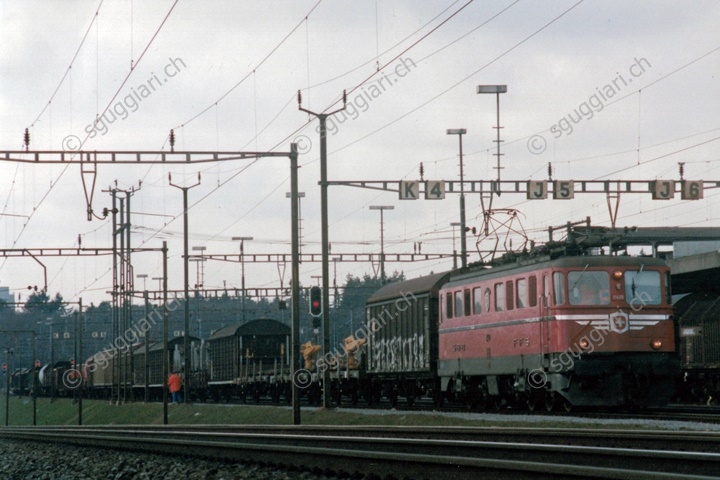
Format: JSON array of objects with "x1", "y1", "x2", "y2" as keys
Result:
[{"x1": 309, "y1": 286, "x2": 322, "y2": 317}]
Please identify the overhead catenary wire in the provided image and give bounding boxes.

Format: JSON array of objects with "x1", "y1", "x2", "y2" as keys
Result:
[{"x1": 26, "y1": 0, "x2": 106, "y2": 130}]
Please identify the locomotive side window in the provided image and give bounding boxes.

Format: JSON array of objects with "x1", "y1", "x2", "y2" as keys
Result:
[
  {"x1": 445, "y1": 293, "x2": 453, "y2": 319},
  {"x1": 455, "y1": 291, "x2": 463, "y2": 317},
  {"x1": 568, "y1": 271, "x2": 610, "y2": 305},
  {"x1": 464, "y1": 289, "x2": 472, "y2": 316},
  {"x1": 473, "y1": 287, "x2": 482, "y2": 314},
  {"x1": 506, "y1": 281, "x2": 514, "y2": 311},
  {"x1": 495, "y1": 283, "x2": 505, "y2": 312},
  {"x1": 516, "y1": 278, "x2": 527, "y2": 308},
  {"x1": 552, "y1": 272, "x2": 565, "y2": 305},
  {"x1": 625, "y1": 270, "x2": 662, "y2": 305},
  {"x1": 528, "y1": 276, "x2": 538, "y2": 307}
]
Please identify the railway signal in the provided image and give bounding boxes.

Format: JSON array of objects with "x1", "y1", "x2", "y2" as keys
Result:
[{"x1": 309, "y1": 286, "x2": 322, "y2": 318}]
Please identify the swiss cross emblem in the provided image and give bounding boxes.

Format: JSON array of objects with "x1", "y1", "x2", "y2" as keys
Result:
[{"x1": 609, "y1": 312, "x2": 629, "y2": 333}]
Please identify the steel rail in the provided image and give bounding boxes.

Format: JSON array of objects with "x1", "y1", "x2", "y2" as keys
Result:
[{"x1": 1, "y1": 426, "x2": 718, "y2": 480}]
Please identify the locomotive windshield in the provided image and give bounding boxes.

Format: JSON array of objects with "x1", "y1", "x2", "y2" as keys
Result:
[
  {"x1": 625, "y1": 269, "x2": 662, "y2": 305},
  {"x1": 568, "y1": 271, "x2": 610, "y2": 305}
]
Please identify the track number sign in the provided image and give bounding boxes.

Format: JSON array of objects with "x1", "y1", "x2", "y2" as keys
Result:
[
  {"x1": 681, "y1": 180, "x2": 703, "y2": 200},
  {"x1": 553, "y1": 180, "x2": 574, "y2": 199},
  {"x1": 650, "y1": 180, "x2": 675, "y2": 200},
  {"x1": 399, "y1": 181, "x2": 419, "y2": 200},
  {"x1": 425, "y1": 181, "x2": 445, "y2": 200},
  {"x1": 527, "y1": 180, "x2": 548, "y2": 199}
]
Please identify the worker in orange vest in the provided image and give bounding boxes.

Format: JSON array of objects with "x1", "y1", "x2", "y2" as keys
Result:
[{"x1": 168, "y1": 371, "x2": 183, "y2": 404}]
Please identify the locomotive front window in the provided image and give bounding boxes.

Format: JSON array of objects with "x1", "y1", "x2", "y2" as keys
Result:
[
  {"x1": 625, "y1": 269, "x2": 662, "y2": 305},
  {"x1": 552, "y1": 272, "x2": 565, "y2": 305},
  {"x1": 568, "y1": 271, "x2": 610, "y2": 305}
]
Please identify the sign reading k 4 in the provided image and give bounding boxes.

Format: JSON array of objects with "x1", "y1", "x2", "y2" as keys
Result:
[
  {"x1": 398, "y1": 181, "x2": 445, "y2": 200},
  {"x1": 425, "y1": 181, "x2": 445, "y2": 200}
]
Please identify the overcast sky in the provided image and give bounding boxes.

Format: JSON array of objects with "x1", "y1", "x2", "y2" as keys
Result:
[{"x1": 1, "y1": 0, "x2": 719, "y2": 307}]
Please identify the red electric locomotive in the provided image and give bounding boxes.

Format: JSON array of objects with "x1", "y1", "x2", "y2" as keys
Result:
[
  {"x1": 365, "y1": 253, "x2": 679, "y2": 411},
  {"x1": 438, "y1": 255, "x2": 679, "y2": 410}
]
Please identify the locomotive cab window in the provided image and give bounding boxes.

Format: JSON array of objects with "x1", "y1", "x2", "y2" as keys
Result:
[
  {"x1": 528, "y1": 276, "x2": 538, "y2": 307},
  {"x1": 625, "y1": 269, "x2": 662, "y2": 305},
  {"x1": 516, "y1": 278, "x2": 527, "y2": 308},
  {"x1": 473, "y1": 287, "x2": 482, "y2": 314},
  {"x1": 495, "y1": 283, "x2": 505, "y2": 312},
  {"x1": 552, "y1": 272, "x2": 565, "y2": 305},
  {"x1": 464, "y1": 289, "x2": 472, "y2": 316},
  {"x1": 568, "y1": 271, "x2": 610, "y2": 305},
  {"x1": 454, "y1": 291, "x2": 463, "y2": 317},
  {"x1": 445, "y1": 293, "x2": 453, "y2": 319}
]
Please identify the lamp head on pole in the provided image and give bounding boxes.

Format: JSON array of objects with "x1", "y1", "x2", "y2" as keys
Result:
[
  {"x1": 476, "y1": 85, "x2": 507, "y2": 94},
  {"x1": 446, "y1": 129, "x2": 467, "y2": 135}
]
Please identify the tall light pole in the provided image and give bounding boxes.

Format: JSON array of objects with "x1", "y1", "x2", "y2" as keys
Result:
[
  {"x1": 447, "y1": 128, "x2": 468, "y2": 268},
  {"x1": 191, "y1": 246, "x2": 207, "y2": 290},
  {"x1": 137, "y1": 274, "x2": 150, "y2": 403},
  {"x1": 136, "y1": 274, "x2": 148, "y2": 292},
  {"x1": 169, "y1": 172, "x2": 201, "y2": 402},
  {"x1": 450, "y1": 222, "x2": 461, "y2": 270},
  {"x1": 286, "y1": 192, "x2": 305, "y2": 256},
  {"x1": 476, "y1": 85, "x2": 507, "y2": 193},
  {"x1": 369, "y1": 205, "x2": 394, "y2": 282},
  {"x1": 232, "y1": 236, "x2": 253, "y2": 323}
]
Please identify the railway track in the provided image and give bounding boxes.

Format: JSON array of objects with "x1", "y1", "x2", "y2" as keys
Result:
[{"x1": 1, "y1": 424, "x2": 719, "y2": 479}]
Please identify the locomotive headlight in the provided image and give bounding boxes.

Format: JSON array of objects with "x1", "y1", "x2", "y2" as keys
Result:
[
  {"x1": 579, "y1": 338, "x2": 590, "y2": 349},
  {"x1": 612, "y1": 270, "x2": 623, "y2": 280},
  {"x1": 651, "y1": 339, "x2": 663, "y2": 350}
]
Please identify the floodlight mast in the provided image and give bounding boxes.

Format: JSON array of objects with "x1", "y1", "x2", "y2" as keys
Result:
[{"x1": 476, "y1": 85, "x2": 506, "y2": 199}]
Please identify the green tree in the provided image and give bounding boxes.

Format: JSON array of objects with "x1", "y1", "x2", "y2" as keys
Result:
[
  {"x1": 337, "y1": 271, "x2": 405, "y2": 312},
  {"x1": 23, "y1": 290, "x2": 67, "y2": 315}
]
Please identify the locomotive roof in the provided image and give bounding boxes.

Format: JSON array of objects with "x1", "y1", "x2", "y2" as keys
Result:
[
  {"x1": 209, "y1": 318, "x2": 290, "y2": 341},
  {"x1": 366, "y1": 271, "x2": 452, "y2": 304},
  {"x1": 446, "y1": 254, "x2": 668, "y2": 287}
]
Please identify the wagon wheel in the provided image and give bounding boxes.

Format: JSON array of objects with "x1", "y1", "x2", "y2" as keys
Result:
[
  {"x1": 491, "y1": 395, "x2": 504, "y2": 411},
  {"x1": 526, "y1": 395, "x2": 538, "y2": 412},
  {"x1": 544, "y1": 392, "x2": 556, "y2": 412}
]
